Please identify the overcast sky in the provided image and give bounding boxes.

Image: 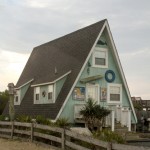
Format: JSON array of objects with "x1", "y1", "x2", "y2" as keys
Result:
[{"x1": 0, "y1": 0, "x2": 150, "y2": 99}]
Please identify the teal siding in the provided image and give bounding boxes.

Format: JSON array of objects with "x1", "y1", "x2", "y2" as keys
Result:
[
  {"x1": 60, "y1": 33, "x2": 136, "y2": 124},
  {"x1": 55, "y1": 76, "x2": 67, "y2": 99},
  {"x1": 20, "y1": 83, "x2": 30, "y2": 102}
]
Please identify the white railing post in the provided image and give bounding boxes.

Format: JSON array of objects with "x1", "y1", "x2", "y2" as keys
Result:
[
  {"x1": 111, "y1": 110, "x2": 115, "y2": 131},
  {"x1": 128, "y1": 110, "x2": 131, "y2": 131}
]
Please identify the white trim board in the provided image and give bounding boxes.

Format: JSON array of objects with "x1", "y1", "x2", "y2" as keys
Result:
[
  {"x1": 15, "y1": 79, "x2": 34, "y2": 90},
  {"x1": 31, "y1": 70, "x2": 71, "y2": 87},
  {"x1": 105, "y1": 22, "x2": 137, "y2": 122},
  {"x1": 55, "y1": 21, "x2": 107, "y2": 121}
]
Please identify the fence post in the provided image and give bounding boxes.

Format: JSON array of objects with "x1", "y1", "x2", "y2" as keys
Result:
[
  {"x1": 31, "y1": 123, "x2": 33, "y2": 142},
  {"x1": 107, "y1": 142, "x2": 112, "y2": 150},
  {"x1": 11, "y1": 121, "x2": 14, "y2": 139},
  {"x1": 61, "y1": 128, "x2": 65, "y2": 150}
]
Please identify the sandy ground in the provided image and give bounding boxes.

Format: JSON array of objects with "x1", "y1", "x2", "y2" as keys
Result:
[{"x1": 0, "y1": 138, "x2": 55, "y2": 150}]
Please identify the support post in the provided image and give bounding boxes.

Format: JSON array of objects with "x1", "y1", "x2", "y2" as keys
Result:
[
  {"x1": 11, "y1": 121, "x2": 14, "y2": 139},
  {"x1": 128, "y1": 110, "x2": 131, "y2": 132},
  {"x1": 111, "y1": 110, "x2": 115, "y2": 131},
  {"x1": 31, "y1": 123, "x2": 33, "y2": 142},
  {"x1": 8, "y1": 83, "x2": 15, "y2": 121}
]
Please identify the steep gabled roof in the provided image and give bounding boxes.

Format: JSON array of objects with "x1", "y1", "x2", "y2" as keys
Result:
[{"x1": 3, "y1": 19, "x2": 106, "y2": 119}]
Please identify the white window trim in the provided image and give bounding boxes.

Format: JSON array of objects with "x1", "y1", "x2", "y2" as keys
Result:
[
  {"x1": 92, "y1": 47, "x2": 108, "y2": 68},
  {"x1": 14, "y1": 90, "x2": 21, "y2": 105},
  {"x1": 34, "y1": 86, "x2": 40, "y2": 104},
  {"x1": 86, "y1": 83, "x2": 100, "y2": 105},
  {"x1": 107, "y1": 83, "x2": 122, "y2": 104},
  {"x1": 47, "y1": 83, "x2": 56, "y2": 103}
]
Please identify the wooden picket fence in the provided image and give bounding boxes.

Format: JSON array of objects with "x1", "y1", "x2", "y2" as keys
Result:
[{"x1": 0, "y1": 121, "x2": 149, "y2": 150}]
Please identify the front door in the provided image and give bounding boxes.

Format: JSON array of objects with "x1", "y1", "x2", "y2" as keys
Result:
[{"x1": 86, "y1": 84, "x2": 99, "y2": 104}]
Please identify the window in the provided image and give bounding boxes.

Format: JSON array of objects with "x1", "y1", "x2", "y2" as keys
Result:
[
  {"x1": 108, "y1": 84, "x2": 122, "y2": 104},
  {"x1": 14, "y1": 90, "x2": 20, "y2": 105},
  {"x1": 35, "y1": 87, "x2": 40, "y2": 101},
  {"x1": 93, "y1": 47, "x2": 108, "y2": 68},
  {"x1": 48, "y1": 85, "x2": 53, "y2": 102}
]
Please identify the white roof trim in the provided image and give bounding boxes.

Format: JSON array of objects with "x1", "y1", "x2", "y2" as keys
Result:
[
  {"x1": 55, "y1": 21, "x2": 107, "y2": 121},
  {"x1": 31, "y1": 70, "x2": 71, "y2": 87},
  {"x1": 15, "y1": 79, "x2": 34, "y2": 90},
  {"x1": 105, "y1": 21, "x2": 137, "y2": 122}
]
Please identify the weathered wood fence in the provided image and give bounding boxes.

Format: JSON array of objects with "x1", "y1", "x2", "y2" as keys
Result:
[{"x1": 0, "y1": 121, "x2": 149, "y2": 150}]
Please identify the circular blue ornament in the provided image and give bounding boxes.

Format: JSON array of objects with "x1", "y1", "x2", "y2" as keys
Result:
[{"x1": 105, "y1": 70, "x2": 115, "y2": 83}]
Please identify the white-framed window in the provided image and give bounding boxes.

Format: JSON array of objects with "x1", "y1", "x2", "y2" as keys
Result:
[
  {"x1": 48, "y1": 85, "x2": 54, "y2": 102},
  {"x1": 92, "y1": 47, "x2": 108, "y2": 68},
  {"x1": 107, "y1": 83, "x2": 122, "y2": 104},
  {"x1": 14, "y1": 90, "x2": 20, "y2": 105},
  {"x1": 86, "y1": 84, "x2": 99, "y2": 104},
  {"x1": 35, "y1": 87, "x2": 40, "y2": 101}
]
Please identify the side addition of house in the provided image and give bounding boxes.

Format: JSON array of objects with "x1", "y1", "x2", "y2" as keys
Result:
[{"x1": 3, "y1": 19, "x2": 137, "y2": 131}]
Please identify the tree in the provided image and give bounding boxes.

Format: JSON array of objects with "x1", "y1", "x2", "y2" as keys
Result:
[
  {"x1": 80, "y1": 98, "x2": 110, "y2": 131},
  {"x1": 0, "y1": 90, "x2": 9, "y2": 114}
]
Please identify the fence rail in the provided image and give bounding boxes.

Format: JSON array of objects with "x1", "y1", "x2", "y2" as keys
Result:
[{"x1": 0, "y1": 121, "x2": 149, "y2": 150}]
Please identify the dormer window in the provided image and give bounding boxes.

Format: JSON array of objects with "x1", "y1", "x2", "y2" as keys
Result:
[{"x1": 93, "y1": 47, "x2": 108, "y2": 68}]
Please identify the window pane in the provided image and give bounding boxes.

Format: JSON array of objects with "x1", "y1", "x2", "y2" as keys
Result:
[
  {"x1": 36, "y1": 94, "x2": 39, "y2": 100},
  {"x1": 110, "y1": 94, "x2": 120, "y2": 101},
  {"x1": 95, "y1": 58, "x2": 105, "y2": 65},
  {"x1": 48, "y1": 92, "x2": 53, "y2": 100},
  {"x1": 35, "y1": 87, "x2": 40, "y2": 93},
  {"x1": 95, "y1": 51, "x2": 106, "y2": 58},
  {"x1": 48, "y1": 85, "x2": 53, "y2": 92},
  {"x1": 110, "y1": 86, "x2": 120, "y2": 94},
  {"x1": 87, "y1": 86, "x2": 98, "y2": 103},
  {"x1": 15, "y1": 96, "x2": 18, "y2": 102}
]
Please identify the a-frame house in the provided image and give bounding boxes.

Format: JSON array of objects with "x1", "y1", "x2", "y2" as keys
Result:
[{"x1": 3, "y1": 19, "x2": 137, "y2": 131}]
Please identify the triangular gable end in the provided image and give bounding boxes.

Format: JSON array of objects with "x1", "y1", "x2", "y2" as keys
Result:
[
  {"x1": 104, "y1": 21, "x2": 137, "y2": 122},
  {"x1": 56, "y1": 20, "x2": 137, "y2": 123}
]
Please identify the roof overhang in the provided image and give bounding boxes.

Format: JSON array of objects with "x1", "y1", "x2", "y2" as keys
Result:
[
  {"x1": 15, "y1": 79, "x2": 34, "y2": 90},
  {"x1": 31, "y1": 70, "x2": 71, "y2": 87}
]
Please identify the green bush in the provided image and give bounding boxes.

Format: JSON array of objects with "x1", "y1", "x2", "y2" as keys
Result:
[
  {"x1": 55, "y1": 118, "x2": 70, "y2": 128},
  {"x1": 36, "y1": 115, "x2": 52, "y2": 125},
  {"x1": 16, "y1": 115, "x2": 32, "y2": 123},
  {"x1": 93, "y1": 130, "x2": 125, "y2": 144},
  {"x1": 0, "y1": 115, "x2": 7, "y2": 121}
]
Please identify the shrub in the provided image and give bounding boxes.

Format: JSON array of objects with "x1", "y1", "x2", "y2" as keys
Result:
[
  {"x1": 0, "y1": 115, "x2": 6, "y2": 121},
  {"x1": 55, "y1": 118, "x2": 70, "y2": 128},
  {"x1": 16, "y1": 115, "x2": 32, "y2": 123},
  {"x1": 93, "y1": 130, "x2": 125, "y2": 144},
  {"x1": 80, "y1": 98, "x2": 110, "y2": 131},
  {"x1": 36, "y1": 115, "x2": 52, "y2": 125}
]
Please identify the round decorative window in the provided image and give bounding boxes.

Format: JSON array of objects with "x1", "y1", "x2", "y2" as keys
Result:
[
  {"x1": 42, "y1": 91, "x2": 46, "y2": 97},
  {"x1": 105, "y1": 70, "x2": 115, "y2": 83}
]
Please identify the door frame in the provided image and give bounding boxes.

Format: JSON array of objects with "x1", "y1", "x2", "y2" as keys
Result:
[{"x1": 86, "y1": 83, "x2": 100, "y2": 104}]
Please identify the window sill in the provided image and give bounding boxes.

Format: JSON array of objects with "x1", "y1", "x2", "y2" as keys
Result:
[{"x1": 92, "y1": 65, "x2": 108, "y2": 68}]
